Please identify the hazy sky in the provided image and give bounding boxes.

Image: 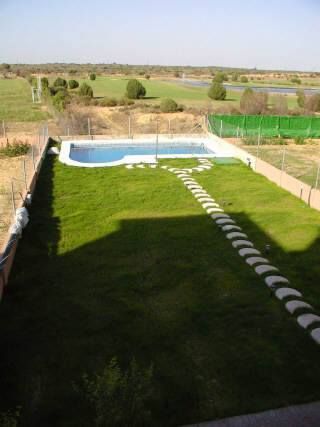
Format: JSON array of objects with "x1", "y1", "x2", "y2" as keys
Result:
[{"x1": 1, "y1": 0, "x2": 319, "y2": 71}]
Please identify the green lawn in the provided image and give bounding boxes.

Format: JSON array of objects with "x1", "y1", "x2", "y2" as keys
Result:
[
  {"x1": 0, "y1": 79, "x2": 50, "y2": 122},
  {"x1": 0, "y1": 156, "x2": 320, "y2": 426}
]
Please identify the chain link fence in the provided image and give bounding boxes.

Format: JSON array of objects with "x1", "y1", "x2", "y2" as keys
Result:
[{"x1": 0, "y1": 123, "x2": 49, "y2": 248}]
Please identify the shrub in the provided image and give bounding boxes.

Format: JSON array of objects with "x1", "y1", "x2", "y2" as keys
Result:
[
  {"x1": 291, "y1": 77, "x2": 301, "y2": 84},
  {"x1": 53, "y1": 77, "x2": 68, "y2": 88},
  {"x1": 89, "y1": 73, "x2": 96, "y2": 81},
  {"x1": 100, "y1": 97, "x2": 118, "y2": 107},
  {"x1": 69, "y1": 79, "x2": 79, "y2": 89},
  {"x1": 73, "y1": 357, "x2": 153, "y2": 427},
  {"x1": 145, "y1": 74, "x2": 150, "y2": 80},
  {"x1": 208, "y1": 82, "x2": 226, "y2": 100},
  {"x1": 273, "y1": 95, "x2": 288, "y2": 115},
  {"x1": 294, "y1": 136, "x2": 306, "y2": 145},
  {"x1": 126, "y1": 79, "x2": 146, "y2": 99},
  {"x1": 52, "y1": 90, "x2": 70, "y2": 111},
  {"x1": 0, "y1": 139, "x2": 30, "y2": 158},
  {"x1": 174, "y1": 71, "x2": 180, "y2": 78},
  {"x1": 79, "y1": 83, "x2": 93, "y2": 98},
  {"x1": 240, "y1": 76, "x2": 248, "y2": 83},
  {"x1": 240, "y1": 88, "x2": 268, "y2": 115},
  {"x1": 305, "y1": 94, "x2": 320, "y2": 112},
  {"x1": 213, "y1": 71, "x2": 228, "y2": 83},
  {"x1": 231, "y1": 72, "x2": 239, "y2": 81},
  {"x1": 160, "y1": 98, "x2": 178, "y2": 112},
  {"x1": 41, "y1": 77, "x2": 49, "y2": 90},
  {"x1": 69, "y1": 69, "x2": 78, "y2": 74}
]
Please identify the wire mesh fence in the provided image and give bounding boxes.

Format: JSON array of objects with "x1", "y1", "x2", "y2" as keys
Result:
[{"x1": 0, "y1": 123, "x2": 49, "y2": 248}]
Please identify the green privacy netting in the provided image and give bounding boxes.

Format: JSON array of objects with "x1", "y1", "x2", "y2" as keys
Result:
[{"x1": 208, "y1": 115, "x2": 320, "y2": 138}]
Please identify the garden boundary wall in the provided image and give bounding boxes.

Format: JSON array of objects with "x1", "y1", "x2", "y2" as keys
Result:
[
  {"x1": 208, "y1": 114, "x2": 320, "y2": 138},
  {"x1": 207, "y1": 133, "x2": 320, "y2": 211},
  {"x1": 0, "y1": 130, "x2": 50, "y2": 299}
]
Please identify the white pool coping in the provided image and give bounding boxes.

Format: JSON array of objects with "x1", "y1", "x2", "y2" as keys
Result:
[{"x1": 59, "y1": 137, "x2": 231, "y2": 167}]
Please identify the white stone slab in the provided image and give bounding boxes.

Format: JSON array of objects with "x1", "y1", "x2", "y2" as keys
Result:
[
  {"x1": 254, "y1": 265, "x2": 279, "y2": 275},
  {"x1": 161, "y1": 165, "x2": 169, "y2": 169},
  {"x1": 245, "y1": 257, "x2": 269, "y2": 266},
  {"x1": 216, "y1": 218, "x2": 236, "y2": 225},
  {"x1": 47, "y1": 146, "x2": 60, "y2": 155},
  {"x1": 297, "y1": 314, "x2": 320, "y2": 329},
  {"x1": 191, "y1": 189, "x2": 206, "y2": 194},
  {"x1": 125, "y1": 164, "x2": 134, "y2": 169},
  {"x1": 222, "y1": 225, "x2": 242, "y2": 231},
  {"x1": 198, "y1": 197, "x2": 215, "y2": 203},
  {"x1": 285, "y1": 300, "x2": 313, "y2": 314},
  {"x1": 182, "y1": 169, "x2": 193, "y2": 173},
  {"x1": 265, "y1": 276, "x2": 289, "y2": 287},
  {"x1": 238, "y1": 248, "x2": 261, "y2": 257},
  {"x1": 178, "y1": 175, "x2": 190, "y2": 179},
  {"x1": 184, "y1": 181, "x2": 198, "y2": 185},
  {"x1": 226, "y1": 232, "x2": 248, "y2": 240},
  {"x1": 311, "y1": 328, "x2": 320, "y2": 345},
  {"x1": 194, "y1": 193, "x2": 211, "y2": 198},
  {"x1": 202, "y1": 202, "x2": 219, "y2": 208},
  {"x1": 207, "y1": 208, "x2": 224, "y2": 213},
  {"x1": 137, "y1": 164, "x2": 145, "y2": 168},
  {"x1": 173, "y1": 170, "x2": 186, "y2": 174},
  {"x1": 194, "y1": 167, "x2": 204, "y2": 171},
  {"x1": 211, "y1": 213, "x2": 230, "y2": 220},
  {"x1": 275, "y1": 287, "x2": 302, "y2": 300},
  {"x1": 232, "y1": 240, "x2": 254, "y2": 248},
  {"x1": 200, "y1": 165, "x2": 211, "y2": 169},
  {"x1": 149, "y1": 164, "x2": 157, "y2": 168},
  {"x1": 168, "y1": 168, "x2": 177, "y2": 172},
  {"x1": 187, "y1": 185, "x2": 203, "y2": 190}
]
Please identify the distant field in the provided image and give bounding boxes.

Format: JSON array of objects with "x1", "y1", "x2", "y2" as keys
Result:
[
  {"x1": 0, "y1": 79, "x2": 50, "y2": 122},
  {"x1": 77, "y1": 76, "x2": 297, "y2": 109}
]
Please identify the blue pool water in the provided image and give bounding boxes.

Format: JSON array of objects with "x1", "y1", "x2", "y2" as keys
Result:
[{"x1": 70, "y1": 143, "x2": 212, "y2": 163}]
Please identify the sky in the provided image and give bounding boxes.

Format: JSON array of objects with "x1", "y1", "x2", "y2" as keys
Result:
[{"x1": 0, "y1": 0, "x2": 319, "y2": 71}]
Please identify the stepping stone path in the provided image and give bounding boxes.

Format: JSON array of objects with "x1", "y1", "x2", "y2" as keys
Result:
[
  {"x1": 126, "y1": 157, "x2": 320, "y2": 346},
  {"x1": 285, "y1": 300, "x2": 313, "y2": 314}
]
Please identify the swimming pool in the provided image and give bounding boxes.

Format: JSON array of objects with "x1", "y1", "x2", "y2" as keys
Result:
[{"x1": 59, "y1": 138, "x2": 228, "y2": 167}]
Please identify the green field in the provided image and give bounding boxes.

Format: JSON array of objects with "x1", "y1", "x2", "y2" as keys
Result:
[
  {"x1": 0, "y1": 79, "x2": 50, "y2": 122},
  {"x1": 1, "y1": 155, "x2": 320, "y2": 426}
]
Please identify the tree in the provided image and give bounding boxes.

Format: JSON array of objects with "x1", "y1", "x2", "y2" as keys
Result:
[
  {"x1": 213, "y1": 71, "x2": 228, "y2": 83},
  {"x1": 69, "y1": 79, "x2": 79, "y2": 89},
  {"x1": 305, "y1": 94, "x2": 320, "y2": 112},
  {"x1": 145, "y1": 74, "x2": 150, "y2": 80},
  {"x1": 296, "y1": 89, "x2": 305, "y2": 108},
  {"x1": 79, "y1": 83, "x2": 93, "y2": 98},
  {"x1": 89, "y1": 73, "x2": 96, "y2": 81},
  {"x1": 240, "y1": 88, "x2": 268, "y2": 115},
  {"x1": 208, "y1": 82, "x2": 226, "y2": 100},
  {"x1": 41, "y1": 77, "x2": 49, "y2": 90},
  {"x1": 273, "y1": 95, "x2": 288, "y2": 115},
  {"x1": 126, "y1": 79, "x2": 146, "y2": 99},
  {"x1": 291, "y1": 77, "x2": 301, "y2": 84},
  {"x1": 160, "y1": 98, "x2": 178, "y2": 112},
  {"x1": 240, "y1": 76, "x2": 248, "y2": 83},
  {"x1": 53, "y1": 77, "x2": 67, "y2": 88},
  {"x1": 231, "y1": 72, "x2": 239, "y2": 82}
]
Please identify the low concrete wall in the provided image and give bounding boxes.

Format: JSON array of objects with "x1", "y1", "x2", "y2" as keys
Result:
[{"x1": 0, "y1": 138, "x2": 50, "y2": 298}]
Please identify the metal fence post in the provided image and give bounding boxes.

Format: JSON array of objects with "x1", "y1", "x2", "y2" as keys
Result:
[
  {"x1": 256, "y1": 133, "x2": 261, "y2": 159},
  {"x1": 10, "y1": 180, "x2": 16, "y2": 216},
  {"x1": 2, "y1": 120, "x2": 5, "y2": 137},
  {"x1": 22, "y1": 159, "x2": 27, "y2": 190},
  {"x1": 155, "y1": 119, "x2": 159, "y2": 161},
  {"x1": 280, "y1": 146, "x2": 286, "y2": 187},
  {"x1": 220, "y1": 120, "x2": 222, "y2": 138},
  {"x1": 67, "y1": 127, "x2": 70, "y2": 136},
  {"x1": 128, "y1": 115, "x2": 131, "y2": 138},
  {"x1": 168, "y1": 119, "x2": 171, "y2": 134},
  {"x1": 32, "y1": 145, "x2": 35, "y2": 171},
  {"x1": 88, "y1": 118, "x2": 91, "y2": 136},
  {"x1": 38, "y1": 133, "x2": 41, "y2": 157},
  {"x1": 315, "y1": 164, "x2": 320, "y2": 190}
]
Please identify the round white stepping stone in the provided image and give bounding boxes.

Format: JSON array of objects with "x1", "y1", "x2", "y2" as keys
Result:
[
  {"x1": 197, "y1": 197, "x2": 215, "y2": 203},
  {"x1": 265, "y1": 276, "x2": 289, "y2": 287},
  {"x1": 182, "y1": 169, "x2": 193, "y2": 173},
  {"x1": 161, "y1": 165, "x2": 169, "y2": 169},
  {"x1": 149, "y1": 164, "x2": 157, "y2": 168},
  {"x1": 245, "y1": 257, "x2": 269, "y2": 266},
  {"x1": 168, "y1": 168, "x2": 177, "y2": 172},
  {"x1": 255, "y1": 265, "x2": 279, "y2": 275},
  {"x1": 222, "y1": 225, "x2": 242, "y2": 232},
  {"x1": 200, "y1": 165, "x2": 211, "y2": 169},
  {"x1": 232, "y1": 240, "x2": 254, "y2": 248},
  {"x1": 238, "y1": 248, "x2": 261, "y2": 257},
  {"x1": 275, "y1": 287, "x2": 302, "y2": 300},
  {"x1": 125, "y1": 165, "x2": 134, "y2": 169},
  {"x1": 285, "y1": 300, "x2": 313, "y2": 314},
  {"x1": 211, "y1": 213, "x2": 229, "y2": 220},
  {"x1": 187, "y1": 184, "x2": 202, "y2": 189},
  {"x1": 226, "y1": 232, "x2": 248, "y2": 240},
  {"x1": 202, "y1": 202, "x2": 218, "y2": 209},
  {"x1": 184, "y1": 181, "x2": 198, "y2": 185},
  {"x1": 194, "y1": 193, "x2": 211, "y2": 198},
  {"x1": 173, "y1": 170, "x2": 186, "y2": 174},
  {"x1": 207, "y1": 208, "x2": 224, "y2": 213},
  {"x1": 178, "y1": 175, "x2": 190, "y2": 179},
  {"x1": 194, "y1": 167, "x2": 204, "y2": 171},
  {"x1": 216, "y1": 218, "x2": 235, "y2": 225},
  {"x1": 297, "y1": 314, "x2": 320, "y2": 329},
  {"x1": 137, "y1": 164, "x2": 145, "y2": 168},
  {"x1": 191, "y1": 189, "x2": 206, "y2": 194},
  {"x1": 311, "y1": 328, "x2": 320, "y2": 345}
]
